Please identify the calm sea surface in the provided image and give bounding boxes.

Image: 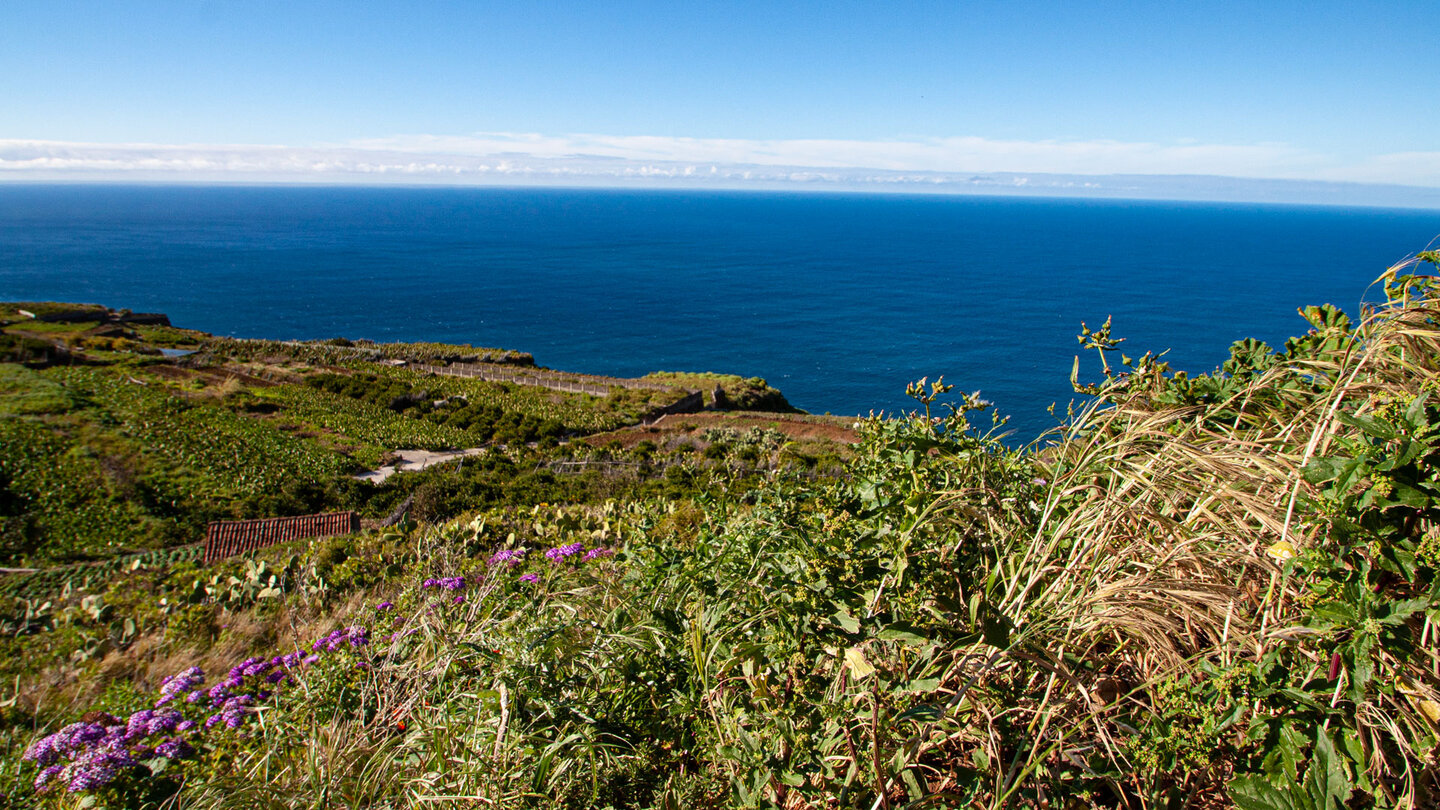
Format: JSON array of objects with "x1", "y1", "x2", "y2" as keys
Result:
[{"x1": 2, "y1": 185, "x2": 1437, "y2": 441}]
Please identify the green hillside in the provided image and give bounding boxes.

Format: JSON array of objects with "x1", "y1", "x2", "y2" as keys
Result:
[{"x1": 4, "y1": 254, "x2": 1440, "y2": 808}]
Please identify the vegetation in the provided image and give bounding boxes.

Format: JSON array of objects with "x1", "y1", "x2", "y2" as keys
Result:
[
  {"x1": 195, "y1": 336, "x2": 531, "y2": 368},
  {"x1": 5, "y1": 253, "x2": 1440, "y2": 808},
  {"x1": 0, "y1": 304, "x2": 805, "y2": 569},
  {"x1": 643, "y1": 371, "x2": 796, "y2": 411}
]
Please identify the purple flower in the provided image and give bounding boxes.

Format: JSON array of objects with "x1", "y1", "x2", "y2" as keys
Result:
[
  {"x1": 22, "y1": 732, "x2": 59, "y2": 766},
  {"x1": 66, "y1": 749, "x2": 136, "y2": 792},
  {"x1": 376, "y1": 601, "x2": 394, "y2": 611},
  {"x1": 519, "y1": 573, "x2": 539, "y2": 583},
  {"x1": 34, "y1": 763, "x2": 63, "y2": 791},
  {"x1": 488, "y1": 548, "x2": 527, "y2": 566},
  {"x1": 545, "y1": 542, "x2": 585, "y2": 562},
  {"x1": 125, "y1": 710, "x2": 155, "y2": 736},
  {"x1": 156, "y1": 666, "x2": 205, "y2": 707},
  {"x1": 306, "y1": 625, "x2": 370, "y2": 657},
  {"x1": 219, "y1": 695, "x2": 253, "y2": 729},
  {"x1": 582, "y1": 548, "x2": 613, "y2": 562},
  {"x1": 185, "y1": 690, "x2": 205, "y2": 704},
  {"x1": 145, "y1": 710, "x2": 182, "y2": 736},
  {"x1": 155, "y1": 737, "x2": 195, "y2": 760},
  {"x1": 176, "y1": 720, "x2": 196, "y2": 733},
  {"x1": 240, "y1": 658, "x2": 274, "y2": 679}
]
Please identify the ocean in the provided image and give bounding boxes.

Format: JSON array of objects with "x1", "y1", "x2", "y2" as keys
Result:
[{"x1": 1, "y1": 184, "x2": 1437, "y2": 442}]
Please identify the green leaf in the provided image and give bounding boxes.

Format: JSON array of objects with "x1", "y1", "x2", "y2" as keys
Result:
[
  {"x1": 1349, "y1": 646, "x2": 1374, "y2": 703},
  {"x1": 1387, "y1": 482, "x2": 1432, "y2": 509},
  {"x1": 982, "y1": 609, "x2": 1013, "y2": 649},
  {"x1": 1302, "y1": 457, "x2": 1344, "y2": 484},
  {"x1": 877, "y1": 623, "x2": 929, "y2": 645},
  {"x1": 1378, "y1": 598, "x2": 1427, "y2": 625},
  {"x1": 1303, "y1": 728, "x2": 1352, "y2": 810},
  {"x1": 1229, "y1": 774, "x2": 1307, "y2": 810},
  {"x1": 1336, "y1": 412, "x2": 1397, "y2": 440},
  {"x1": 895, "y1": 703, "x2": 945, "y2": 723},
  {"x1": 905, "y1": 677, "x2": 941, "y2": 693},
  {"x1": 901, "y1": 768, "x2": 925, "y2": 800},
  {"x1": 832, "y1": 607, "x2": 860, "y2": 635}
]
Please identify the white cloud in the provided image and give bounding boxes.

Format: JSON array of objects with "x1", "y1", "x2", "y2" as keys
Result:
[
  {"x1": 346, "y1": 132, "x2": 1332, "y2": 178},
  {"x1": 2, "y1": 134, "x2": 1439, "y2": 204}
]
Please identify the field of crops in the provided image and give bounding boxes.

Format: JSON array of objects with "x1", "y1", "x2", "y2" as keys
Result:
[
  {"x1": 381, "y1": 367, "x2": 632, "y2": 433},
  {"x1": 253, "y1": 385, "x2": 477, "y2": 451},
  {"x1": 0, "y1": 418, "x2": 154, "y2": 561},
  {"x1": 200, "y1": 337, "x2": 530, "y2": 368},
  {"x1": 48, "y1": 367, "x2": 353, "y2": 497}
]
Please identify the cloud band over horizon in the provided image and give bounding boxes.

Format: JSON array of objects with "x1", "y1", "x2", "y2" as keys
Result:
[{"x1": 3, "y1": 133, "x2": 1440, "y2": 205}]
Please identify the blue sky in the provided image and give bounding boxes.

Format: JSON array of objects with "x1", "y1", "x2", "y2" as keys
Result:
[{"x1": 2, "y1": 1, "x2": 1438, "y2": 196}]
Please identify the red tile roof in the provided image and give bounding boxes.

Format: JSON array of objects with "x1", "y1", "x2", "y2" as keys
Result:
[{"x1": 204, "y1": 511, "x2": 358, "y2": 563}]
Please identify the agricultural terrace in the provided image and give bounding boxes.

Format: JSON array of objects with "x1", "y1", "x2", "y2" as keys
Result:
[{"x1": 0, "y1": 304, "x2": 827, "y2": 572}]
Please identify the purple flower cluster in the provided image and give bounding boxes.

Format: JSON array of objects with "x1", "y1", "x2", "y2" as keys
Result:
[
  {"x1": 545, "y1": 542, "x2": 586, "y2": 562},
  {"x1": 488, "y1": 548, "x2": 527, "y2": 566},
  {"x1": 23, "y1": 708, "x2": 195, "y2": 794},
  {"x1": 486, "y1": 541, "x2": 614, "y2": 588},
  {"x1": 201, "y1": 653, "x2": 307, "y2": 719},
  {"x1": 312, "y1": 625, "x2": 371, "y2": 652},
  {"x1": 206, "y1": 695, "x2": 253, "y2": 730},
  {"x1": 422, "y1": 576, "x2": 466, "y2": 590},
  {"x1": 376, "y1": 601, "x2": 394, "y2": 611},
  {"x1": 25, "y1": 622, "x2": 379, "y2": 795},
  {"x1": 156, "y1": 666, "x2": 204, "y2": 707},
  {"x1": 154, "y1": 737, "x2": 194, "y2": 760}
]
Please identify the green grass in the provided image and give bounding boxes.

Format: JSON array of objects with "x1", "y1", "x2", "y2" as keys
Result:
[
  {"x1": 3, "y1": 319, "x2": 101, "y2": 335},
  {"x1": 0, "y1": 363, "x2": 73, "y2": 415}
]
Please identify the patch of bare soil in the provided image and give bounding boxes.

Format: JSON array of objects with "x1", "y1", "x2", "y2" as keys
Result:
[{"x1": 354, "y1": 448, "x2": 486, "y2": 484}]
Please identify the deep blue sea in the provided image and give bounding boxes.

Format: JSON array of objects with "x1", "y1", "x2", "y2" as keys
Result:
[{"x1": 2, "y1": 184, "x2": 1437, "y2": 441}]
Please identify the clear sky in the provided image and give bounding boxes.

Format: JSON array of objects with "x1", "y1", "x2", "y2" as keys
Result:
[{"x1": 2, "y1": 1, "x2": 1438, "y2": 196}]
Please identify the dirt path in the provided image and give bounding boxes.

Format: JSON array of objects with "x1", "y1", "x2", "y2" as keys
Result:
[{"x1": 354, "y1": 448, "x2": 486, "y2": 484}]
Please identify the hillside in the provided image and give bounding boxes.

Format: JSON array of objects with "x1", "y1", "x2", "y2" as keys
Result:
[
  {"x1": 0, "y1": 307, "x2": 818, "y2": 568},
  {"x1": 4, "y1": 253, "x2": 1440, "y2": 809}
]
